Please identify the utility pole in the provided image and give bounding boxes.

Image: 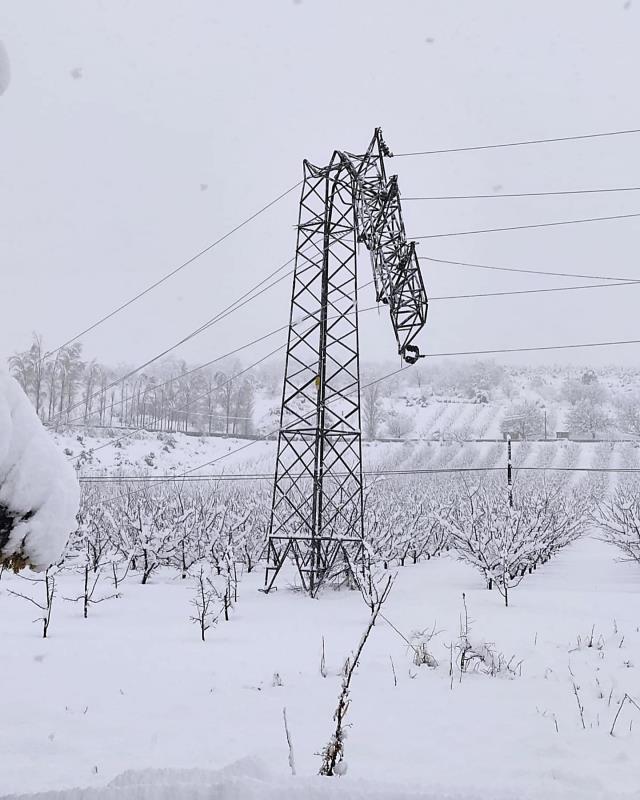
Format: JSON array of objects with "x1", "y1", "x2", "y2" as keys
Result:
[{"x1": 507, "y1": 434, "x2": 513, "y2": 508}]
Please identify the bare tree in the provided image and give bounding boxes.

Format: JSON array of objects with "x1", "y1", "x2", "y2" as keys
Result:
[
  {"x1": 385, "y1": 409, "x2": 414, "y2": 439},
  {"x1": 8, "y1": 568, "x2": 57, "y2": 637},
  {"x1": 567, "y1": 399, "x2": 610, "y2": 438},
  {"x1": 9, "y1": 332, "x2": 47, "y2": 419},
  {"x1": 500, "y1": 400, "x2": 544, "y2": 439},
  {"x1": 190, "y1": 564, "x2": 221, "y2": 641},
  {"x1": 362, "y1": 382, "x2": 384, "y2": 440},
  {"x1": 615, "y1": 392, "x2": 640, "y2": 438}
]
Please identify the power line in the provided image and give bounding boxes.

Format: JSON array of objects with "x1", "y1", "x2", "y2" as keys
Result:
[
  {"x1": 63, "y1": 322, "x2": 289, "y2": 429},
  {"x1": 425, "y1": 337, "x2": 640, "y2": 359},
  {"x1": 412, "y1": 211, "x2": 640, "y2": 240},
  {"x1": 68, "y1": 274, "x2": 618, "y2": 438},
  {"x1": 182, "y1": 263, "x2": 294, "y2": 342},
  {"x1": 41, "y1": 180, "x2": 302, "y2": 363},
  {"x1": 86, "y1": 362, "x2": 415, "y2": 507},
  {"x1": 403, "y1": 186, "x2": 640, "y2": 200},
  {"x1": 55, "y1": 229, "x2": 357, "y2": 424},
  {"x1": 84, "y1": 337, "x2": 634, "y2": 507},
  {"x1": 78, "y1": 464, "x2": 640, "y2": 483},
  {"x1": 76, "y1": 275, "x2": 640, "y2": 428},
  {"x1": 393, "y1": 127, "x2": 640, "y2": 158},
  {"x1": 64, "y1": 275, "x2": 377, "y2": 430},
  {"x1": 78, "y1": 466, "x2": 503, "y2": 483},
  {"x1": 73, "y1": 298, "x2": 640, "y2": 492},
  {"x1": 52, "y1": 256, "x2": 295, "y2": 423},
  {"x1": 76, "y1": 325, "x2": 640, "y2": 473},
  {"x1": 35, "y1": 128, "x2": 640, "y2": 361},
  {"x1": 67, "y1": 337, "x2": 289, "y2": 461},
  {"x1": 67, "y1": 281, "x2": 640, "y2": 467},
  {"x1": 69, "y1": 274, "x2": 378, "y2": 458},
  {"x1": 51, "y1": 213, "x2": 639, "y2": 423},
  {"x1": 420, "y1": 256, "x2": 638, "y2": 283},
  {"x1": 85, "y1": 328, "x2": 640, "y2": 508},
  {"x1": 432, "y1": 280, "x2": 640, "y2": 301}
]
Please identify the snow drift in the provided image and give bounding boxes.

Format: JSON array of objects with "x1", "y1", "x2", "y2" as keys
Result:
[
  {"x1": 0, "y1": 372, "x2": 79, "y2": 570},
  {"x1": 2, "y1": 757, "x2": 634, "y2": 800}
]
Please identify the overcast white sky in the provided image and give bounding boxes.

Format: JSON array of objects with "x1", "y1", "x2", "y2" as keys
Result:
[{"x1": 1, "y1": 0, "x2": 640, "y2": 371}]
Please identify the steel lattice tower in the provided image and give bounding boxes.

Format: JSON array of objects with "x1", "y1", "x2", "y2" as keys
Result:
[{"x1": 264, "y1": 129, "x2": 428, "y2": 595}]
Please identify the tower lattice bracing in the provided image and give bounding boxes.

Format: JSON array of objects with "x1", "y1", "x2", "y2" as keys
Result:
[{"x1": 264, "y1": 129, "x2": 428, "y2": 595}]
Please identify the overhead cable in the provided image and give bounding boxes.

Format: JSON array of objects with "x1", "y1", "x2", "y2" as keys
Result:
[
  {"x1": 404, "y1": 186, "x2": 640, "y2": 200},
  {"x1": 42, "y1": 180, "x2": 301, "y2": 362},
  {"x1": 420, "y1": 256, "x2": 638, "y2": 283},
  {"x1": 412, "y1": 211, "x2": 640, "y2": 240},
  {"x1": 393, "y1": 127, "x2": 640, "y2": 157}
]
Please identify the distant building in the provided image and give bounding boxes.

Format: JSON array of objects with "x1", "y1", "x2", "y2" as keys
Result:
[{"x1": 556, "y1": 431, "x2": 570, "y2": 440}]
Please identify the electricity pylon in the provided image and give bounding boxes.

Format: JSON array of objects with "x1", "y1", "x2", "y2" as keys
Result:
[{"x1": 264, "y1": 129, "x2": 428, "y2": 595}]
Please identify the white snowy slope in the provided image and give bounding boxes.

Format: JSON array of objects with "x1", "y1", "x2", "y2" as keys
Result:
[
  {"x1": 0, "y1": 372, "x2": 79, "y2": 570},
  {"x1": 0, "y1": 40, "x2": 10, "y2": 95}
]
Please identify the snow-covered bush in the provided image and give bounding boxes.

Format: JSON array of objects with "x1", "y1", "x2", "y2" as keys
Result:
[
  {"x1": 409, "y1": 625, "x2": 440, "y2": 668},
  {"x1": 456, "y1": 594, "x2": 522, "y2": 678},
  {"x1": 0, "y1": 372, "x2": 79, "y2": 571}
]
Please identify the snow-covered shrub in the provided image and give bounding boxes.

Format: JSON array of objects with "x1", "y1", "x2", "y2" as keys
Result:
[
  {"x1": 456, "y1": 594, "x2": 522, "y2": 678},
  {"x1": 0, "y1": 372, "x2": 79, "y2": 571},
  {"x1": 409, "y1": 626, "x2": 440, "y2": 668}
]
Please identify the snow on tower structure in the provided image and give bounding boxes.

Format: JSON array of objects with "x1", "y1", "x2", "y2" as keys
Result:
[
  {"x1": 264, "y1": 129, "x2": 428, "y2": 595},
  {"x1": 0, "y1": 372, "x2": 79, "y2": 571}
]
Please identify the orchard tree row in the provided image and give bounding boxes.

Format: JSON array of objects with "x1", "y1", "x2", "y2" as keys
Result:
[{"x1": 60, "y1": 473, "x2": 640, "y2": 605}]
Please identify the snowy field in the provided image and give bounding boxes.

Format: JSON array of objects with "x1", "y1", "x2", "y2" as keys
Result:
[
  {"x1": 51, "y1": 426, "x2": 640, "y2": 479},
  {"x1": 2, "y1": 419, "x2": 640, "y2": 799},
  {"x1": 1, "y1": 535, "x2": 639, "y2": 799}
]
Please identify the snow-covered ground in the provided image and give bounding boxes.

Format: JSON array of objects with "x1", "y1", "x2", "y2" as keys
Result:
[{"x1": 1, "y1": 535, "x2": 639, "y2": 799}]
